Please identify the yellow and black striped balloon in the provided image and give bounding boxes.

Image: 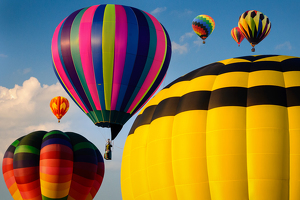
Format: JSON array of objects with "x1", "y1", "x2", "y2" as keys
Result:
[{"x1": 121, "y1": 55, "x2": 300, "y2": 200}]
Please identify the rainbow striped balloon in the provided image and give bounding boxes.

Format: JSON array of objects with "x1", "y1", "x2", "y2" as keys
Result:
[
  {"x1": 51, "y1": 4, "x2": 172, "y2": 140},
  {"x1": 192, "y1": 14, "x2": 215, "y2": 43},
  {"x1": 2, "y1": 130, "x2": 105, "y2": 200}
]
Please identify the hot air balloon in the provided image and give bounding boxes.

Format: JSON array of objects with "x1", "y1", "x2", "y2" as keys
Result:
[
  {"x1": 192, "y1": 14, "x2": 215, "y2": 44},
  {"x1": 51, "y1": 4, "x2": 172, "y2": 140},
  {"x1": 121, "y1": 55, "x2": 300, "y2": 200},
  {"x1": 238, "y1": 10, "x2": 271, "y2": 52},
  {"x1": 231, "y1": 27, "x2": 244, "y2": 46},
  {"x1": 50, "y1": 96, "x2": 69, "y2": 122},
  {"x1": 2, "y1": 130, "x2": 105, "y2": 200}
]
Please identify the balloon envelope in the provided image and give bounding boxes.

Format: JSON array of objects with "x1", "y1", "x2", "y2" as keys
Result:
[
  {"x1": 231, "y1": 27, "x2": 244, "y2": 46},
  {"x1": 51, "y1": 4, "x2": 172, "y2": 140},
  {"x1": 121, "y1": 55, "x2": 300, "y2": 200},
  {"x1": 2, "y1": 130, "x2": 105, "y2": 200},
  {"x1": 50, "y1": 96, "x2": 69, "y2": 122},
  {"x1": 192, "y1": 14, "x2": 215, "y2": 43},
  {"x1": 238, "y1": 10, "x2": 271, "y2": 50}
]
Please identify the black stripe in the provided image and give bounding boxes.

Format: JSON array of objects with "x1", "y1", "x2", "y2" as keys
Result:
[
  {"x1": 176, "y1": 91, "x2": 211, "y2": 113},
  {"x1": 164, "y1": 62, "x2": 224, "y2": 89},
  {"x1": 286, "y1": 87, "x2": 300, "y2": 107},
  {"x1": 218, "y1": 62, "x2": 251, "y2": 74},
  {"x1": 208, "y1": 87, "x2": 247, "y2": 109},
  {"x1": 129, "y1": 105, "x2": 157, "y2": 135},
  {"x1": 282, "y1": 58, "x2": 300, "y2": 72},
  {"x1": 249, "y1": 61, "x2": 282, "y2": 72},
  {"x1": 247, "y1": 86, "x2": 287, "y2": 106},
  {"x1": 152, "y1": 97, "x2": 180, "y2": 121}
]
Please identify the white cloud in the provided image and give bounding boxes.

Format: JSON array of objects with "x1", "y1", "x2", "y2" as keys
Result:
[
  {"x1": 23, "y1": 68, "x2": 31, "y2": 74},
  {"x1": 0, "y1": 54, "x2": 8, "y2": 58},
  {"x1": 180, "y1": 31, "x2": 194, "y2": 42},
  {"x1": 171, "y1": 41, "x2": 188, "y2": 54},
  {"x1": 275, "y1": 41, "x2": 292, "y2": 50},
  {"x1": 150, "y1": 7, "x2": 167, "y2": 15},
  {"x1": 171, "y1": 9, "x2": 193, "y2": 17},
  {"x1": 0, "y1": 77, "x2": 75, "y2": 160},
  {"x1": 193, "y1": 37, "x2": 204, "y2": 47}
]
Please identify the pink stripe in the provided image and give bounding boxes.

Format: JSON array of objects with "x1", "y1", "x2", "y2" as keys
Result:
[
  {"x1": 111, "y1": 5, "x2": 128, "y2": 110},
  {"x1": 127, "y1": 12, "x2": 166, "y2": 113},
  {"x1": 52, "y1": 19, "x2": 89, "y2": 113},
  {"x1": 79, "y1": 5, "x2": 101, "y2": 110}
]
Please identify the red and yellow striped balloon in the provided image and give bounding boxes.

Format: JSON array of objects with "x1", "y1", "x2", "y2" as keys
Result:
[
  {"x1": 50, "y1": 96, "x2": 69, "y2": 122},
  {"x1": 231, "y1": 27, "x2": 244, "y2": 46},
  {"x1": 2, "y1": 130, "x2": 105, "y2": 200}
]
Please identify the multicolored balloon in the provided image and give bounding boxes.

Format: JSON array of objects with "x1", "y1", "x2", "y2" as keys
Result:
[
  {"x1": 192, "y1": 14, "x2": 215, "y2": 44},
  {"x1": 2, "y1": 130, "x2": 105, "y2": 200},
  {"x1": 121, "y1": 55, "x2": 300, "y2": 200},
  {"x1": 50, "y1": 96, "x2": 69, "y2": 122},
  {"x1": 51, "y1": 4, "x2": 172, "y2": 140},
  {"x1": 238, "y1": 10, "x2": 271, "y2": 52},
  {"x1": 231, "y1": 27, "x2": 244, "y2": 46}
]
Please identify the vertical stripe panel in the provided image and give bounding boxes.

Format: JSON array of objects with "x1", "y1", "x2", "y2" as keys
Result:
[
  {"x1": 119, "y1": 7, "x2": 150, "y2": 112},
  {"x1": 79, "y1": 5, "x2": 102, "y2": 110},
  {"x1": 92, "y1": 5, "x2": 106, "y2": 110},
  {"x1": 102, "y1": 4, "x2": 116, "y2": 110},
  {"x1": 60, "y1": 9, "x2": 94, "y2": 111},
  {"x1": 127, "y1": 12, "x2": 166, "y2": 113},
  {"x1": 52, "y1": 19, "x2": 89, "y2": 113},
  {"x1": 111, "y1": 5, "x2": 128, "y2": 110},
  {"x1": 115, "y1": 6, "x2": 139, "y2": 111}
]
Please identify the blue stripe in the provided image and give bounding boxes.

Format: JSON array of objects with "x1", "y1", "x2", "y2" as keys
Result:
[
  {"x1": 119, "y1": 7, "x2": 150, "y2": 112},
  {"x1": 124, "y1": 11, "x2": 156, "y2": 112},
  {"x1": 92, "y1": 4, "x2": 106, "y2": 110},
  {"x1": 115, "y1": 6, "x2": 139, "y2": 111},
  {"x1": 41, "y1": 138, "x2": 73, "y2": 149},
  {"x1": 132, "y1": 25, "x2": 172, "y2": 115}
]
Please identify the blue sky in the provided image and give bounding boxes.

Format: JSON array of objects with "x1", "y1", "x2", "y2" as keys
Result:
[{"x1": 0, "y1": 0, "x2": 299, "y2": 199}]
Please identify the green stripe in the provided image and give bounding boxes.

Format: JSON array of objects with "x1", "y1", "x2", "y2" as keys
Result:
[
  {"x1": 102, "y1": 4, "x2": 115, "y2": 110},
  {"x1": 11, "y1": 139, "x2": 20, "y2": 148},
  {"x1": 15, "y1": 145, "x2": 40, "y2": 155},
  {"x1": 42, "y1": 195, "x2": 68, "y2": 200},
  {"x1": 70, "y1": 8, "x2": 97, "y2": 112},
  {"x1": 43, "y1": 130, "x2": 69, "y2": 140},
  {"x1": 73, "y1": 142, "x2": 94, "y2": 151}
]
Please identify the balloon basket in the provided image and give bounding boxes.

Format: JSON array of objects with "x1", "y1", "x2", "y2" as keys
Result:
[
  {"x1": 251, "y1": 47, "x2": 255, "y2": 52},
  {"x1": 203, "y1": 41, "x2": 205, "y2": 44}
]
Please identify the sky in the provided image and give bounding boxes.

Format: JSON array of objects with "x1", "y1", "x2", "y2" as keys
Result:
[{"x1": 0, "y1": 0, "x2": 300, "y2": 199}]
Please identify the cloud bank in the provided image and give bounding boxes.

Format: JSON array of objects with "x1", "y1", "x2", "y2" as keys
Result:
[{"x1": 150, "y1": 7, "x2": 167, "y2": 15}]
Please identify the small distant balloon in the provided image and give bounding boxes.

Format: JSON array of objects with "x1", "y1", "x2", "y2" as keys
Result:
[
  {"x1": 231, "y1": 27, "x2": 244, "y2": 46},
  {"x1": 238, "y1": 10, "x2": 271, "y2": 52},
  {"x1": 192, "y1": 14, "x2": 215, "y2": 44},
  {"x1": 50, "y1": 96, "x2": 69, "y2": 122}
]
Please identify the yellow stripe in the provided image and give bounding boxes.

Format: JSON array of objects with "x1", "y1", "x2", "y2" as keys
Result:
[
  {"x1": 248, "y1": 70, "x2": 284, "y2": 87},
  {"x1": 102, "y1": 4, "x2": 115, "y2": 110}
]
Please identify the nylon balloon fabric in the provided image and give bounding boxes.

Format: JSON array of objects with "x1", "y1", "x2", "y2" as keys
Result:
[
  {"x1": 231, "y1": 27, "x2": 244, "y2": 46},
  {"x1": 238, "y1": 10, "x2": 271, "y2": 48},
  {"x1": 192, "y1": 15, "x2": 215, "y2": 42},
  {"x1": 50, "y1": 96, "x2": 69, "y2": 122},
  {"x1": 121, "y1": 55, "x2": 300, "y2": 200},
  {"x1": 2, "y1": 130, "x2": 105, "y2": 200},
  {"x1": 51, "y1": 4, "x2": 172, "y2": 140}
]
